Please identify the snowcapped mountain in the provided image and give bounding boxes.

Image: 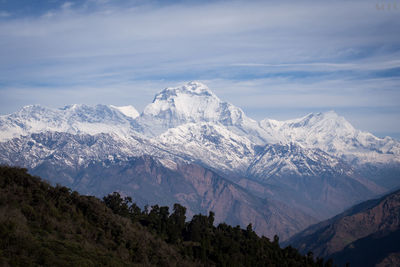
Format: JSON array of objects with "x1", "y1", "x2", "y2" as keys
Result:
[
  {"x1": 135, "y1": 81, "x2": 399, "y2": 165},
  {"x1": 135, "y1": 81, "x2": 275, "y2": 143},
  {"x1": 142, "y1": 81, "x2": 244, "y2": 127},
  {"x1": 0, "y1": 104, "x2": 138, "y2": 141},
  {"x1": 260, "y1": 111, "x2": 400, "y2": 164},
  {"x1": 1, "y1": 81, "x2": 397, "y2": 167},
  {"x1": 1, "y1": 81, "x2": 398, "y2": 183},
  {"x1": 0, "y1": 81, "x2": 399, "y2": 237}
]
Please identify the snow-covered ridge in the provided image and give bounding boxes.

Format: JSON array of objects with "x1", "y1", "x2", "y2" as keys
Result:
[
  {"x1": 248, "y1": 142, "x2": 353, "y2": 180},
  {"x1": 260, "y1": 111, "x2": 400, "y2": 163},
  {"x1": 156, "y1": 122, "x2": 256, "y2": 174},
  {"x1": 0, "y1": 81, "x2": 399, "y2": 165},
  {"x1": 0, "y1": 104, "x2": 137, "y2": 141}
]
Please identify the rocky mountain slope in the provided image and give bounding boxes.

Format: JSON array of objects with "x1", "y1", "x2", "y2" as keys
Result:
[
  {"x1": 0, "y1": 131, "x2": 315, "y2": 240},
  {"x1": 285, "y1": 189, "x2": 400, "y2": 266},
  {"x1": 0, "y1": 166, "x2": 327, "y2": 266},
  {"x1": 1, "y1": 81, "x2": 399, "y2": 239}
]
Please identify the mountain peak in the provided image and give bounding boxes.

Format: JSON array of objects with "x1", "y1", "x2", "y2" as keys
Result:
[
  {"x1": 298, "y1": 110, "x2": 338, "y2": 121},
  {"x1": 153, "y1": 81, "x2": 217, "y2": 102},
  {"x1": 305, "y1": 110, "x2": 338, "y2": 119},
  {"x1": 308, "y1": 110, "x2": 340, "y2": 121},
  {"x1": 18, "y1": 104, "x2": 49, "y2": 113},
  {"x1": 143, "y1": 82, "x2": 222, "y2": 121},
  {"x1": 60, "y1": 104, "x2": 89, "y2": 110},
  {"x1": 183, "y1": 81, "x2": 215, "y2": 95},
  {"x1": 279, "y1": 110, "x2": 350, "y2": 130},
  {"x1": 137, "y1": 82, "x2": 257, "y2": 136}
]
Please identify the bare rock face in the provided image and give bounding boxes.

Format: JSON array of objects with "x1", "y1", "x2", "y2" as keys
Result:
[
  {"x1": 173, "y1": 163, "x2": 316, "y2": 240},
  {"x1": 285, "y1": 189, "x2": 400, "y2": 266}
]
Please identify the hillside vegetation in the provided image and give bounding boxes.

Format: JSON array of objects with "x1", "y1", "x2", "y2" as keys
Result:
[{"x1": 0, "y1": 165, "x2": 328, "y2": 266}]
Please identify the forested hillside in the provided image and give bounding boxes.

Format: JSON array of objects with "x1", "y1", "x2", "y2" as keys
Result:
[{"x1": 0, "y1": 165, "x2": 330, "y2": 266}]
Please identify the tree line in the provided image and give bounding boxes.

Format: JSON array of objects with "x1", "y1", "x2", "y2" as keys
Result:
[
  {"x1": 0, "y1": 165, "x2": 333, "y2": 266},
  {"x1": 103, "y1": 192, "x2": 333, "y2": 266}
]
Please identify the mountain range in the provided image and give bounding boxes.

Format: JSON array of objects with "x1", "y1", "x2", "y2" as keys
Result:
[
  {"x1": 285, "y1": 188, "x2": 400, "y2": 267},
  {"x1": 1, "y1": 81, "x2": 399, "y2": 241}
]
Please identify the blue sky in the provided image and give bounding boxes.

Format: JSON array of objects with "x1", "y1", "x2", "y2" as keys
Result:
[{"x1": 0, "y1": 0, "x2": 399, "y2": 138}]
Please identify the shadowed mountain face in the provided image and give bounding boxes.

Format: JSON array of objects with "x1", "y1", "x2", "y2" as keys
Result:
[
  {"x1": 284, "y1": 189, "x2": 400, "y2": 266},
  {"x1": 30, "y1": 152, "x2": 315, "y2": 241},
  {"x1": 0, "y1": 165, "x2": 327, "y2": 266},
  {"x1": 1, "y1": 81, "x2": 400, "y2": 241},
  {"x1": 330, "y1": 229, "x2": 400, "y2": 267}
]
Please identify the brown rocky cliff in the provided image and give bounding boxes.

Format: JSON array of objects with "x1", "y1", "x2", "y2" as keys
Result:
[{"x1": 286, "y1": 189, "x2": 400, "y2": 262}]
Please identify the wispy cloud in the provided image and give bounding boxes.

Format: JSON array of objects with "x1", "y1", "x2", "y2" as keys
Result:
[
  {"x1": 0, "y1": 11, "x2": 10, "y2": 18},
  {"x1": 230, "y1": 60, "x2": 400, "y2": 72},
  {"x1": 0, "y1": 0, "x2": 399, "y2": 137}
]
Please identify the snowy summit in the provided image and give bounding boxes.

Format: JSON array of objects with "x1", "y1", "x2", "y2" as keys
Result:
[{"x1": 0, "y1": 81, "x2": 399, "y2": 165}]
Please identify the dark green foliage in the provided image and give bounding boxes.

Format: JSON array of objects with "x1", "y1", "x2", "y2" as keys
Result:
[
  {"x1": 167, "y1": 203, "x2": 187, "y2": 243},
  {"x1": 103, "y1": 185, "x2": 328, "y2": 266},
  {"x1": 0, "y1": 165, "x2": 328, "y2": 266},
  {"x1": 0, "y1": 166, "x2": 192, "y2": 266}
]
